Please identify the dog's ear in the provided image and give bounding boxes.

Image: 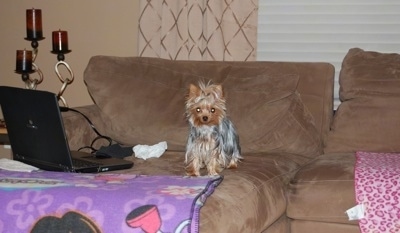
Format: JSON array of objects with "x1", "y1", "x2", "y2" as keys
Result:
[
  {"x1": 189, "y1": 84, "x2": 201, "y2": 99},
  {"x1": 213, "y1": 84, "x2": 224, "y2": 98}
]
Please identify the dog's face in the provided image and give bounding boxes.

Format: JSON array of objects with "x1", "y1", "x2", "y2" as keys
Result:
[{"x1": 186, "y1": 83, "x2": 226, "y2": 127}]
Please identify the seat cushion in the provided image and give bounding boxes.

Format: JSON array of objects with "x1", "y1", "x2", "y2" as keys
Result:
[
  {"x1": 290, "y1": 220, "x2": 360, "y2": 233},
  {"x1": 115, "y1": 151, "x2": 309, "y2": 233},
  {"x1": 287, "y1": 153, "x2": 358, "y2": 225}
]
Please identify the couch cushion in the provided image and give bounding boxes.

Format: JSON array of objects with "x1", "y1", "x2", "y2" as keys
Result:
[
  {"x1": 339, "y1": 47, "x2": 400, "y2": 99},
  {"x1": 115, "y1": 151, "x2": 310, "y2": 233},
  {"x1": 84, "y1": 56, "x2": 322, "y2": 157},
  {"x1": 325, "y1": 96, "x2": 400, "y2": 153},
  {"x1": 134, "y1": 58, "x2": 335, "y2": 145},
  {"x1": 84, "y1": 56, "x2": 209, "y2": 151},
  {"x1": 287, "y1": 153, "x2": 357, "y2": 225},
  {"x1": 222, "y1": 66, "x2": 322, "y2": 156},
  {"x1": 325, "y1": 48, "x2": 400, "y2": 153},
  {"x1": 290, "y1": 220, "x2": 360, "y2": 233}
]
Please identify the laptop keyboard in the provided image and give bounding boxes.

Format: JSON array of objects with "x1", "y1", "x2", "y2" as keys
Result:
[{"x1": 72, "y1": 158, "x2": 101, "y2": 168}]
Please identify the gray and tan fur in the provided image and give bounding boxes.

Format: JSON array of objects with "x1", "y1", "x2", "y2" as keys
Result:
[{"x1": 184, "y1": 81, "x2": 242, "y2": 176}]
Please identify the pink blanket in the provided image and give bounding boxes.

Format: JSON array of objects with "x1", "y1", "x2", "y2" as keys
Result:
[{"x1": 355, "y1": 151, "x2": 400, "y2": 232}]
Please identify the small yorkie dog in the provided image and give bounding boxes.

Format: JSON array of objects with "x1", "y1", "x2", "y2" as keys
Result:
[{"x1": 184, "y1": 81, "x2": 242, "y2": 176}]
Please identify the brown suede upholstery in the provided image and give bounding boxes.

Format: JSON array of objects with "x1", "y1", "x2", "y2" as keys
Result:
[
  {"x1": 83, "y1": 57, "x2": 327, "y2": 157},
  {"x1": 11, "y1": 48, "x2": 399, "y2": 232},
  {"x1": 62, "y1": 56, "x2": 334, "y2": 232},
  {"x1": 325, "y1": 48, "x2": 400, "y2": 153},
  {"x1": 288, "y1": 48, "x2": 400, "y2": 233},
  {"x1": 287, "y1": 153, "x2": 359, "y2": 231},
  {"x1": 114, "y1": 151, "x2": 308, "y2": 233}
]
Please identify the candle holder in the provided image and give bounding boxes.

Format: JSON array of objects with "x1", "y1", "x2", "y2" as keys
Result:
[
  {"x1": 15, "y1": 39, "x2": 45, "y2": 90},
  {"x1": 52, "y1": 51, "x2": 74, "y2": 107},
  {"x1": 15, "y1": 9, "x2": 74, "y2": 107}
]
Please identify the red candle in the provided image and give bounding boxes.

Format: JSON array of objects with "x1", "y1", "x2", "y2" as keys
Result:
[
  {"x1": 15, "y1": 50, "x2": 33, "y2": 73},
  {"x1": 26, "y1": 8, "x2": 43, "y2": 40},
  {"x1": 52, "y1": 30, "x2": 69, "y2": 53}
]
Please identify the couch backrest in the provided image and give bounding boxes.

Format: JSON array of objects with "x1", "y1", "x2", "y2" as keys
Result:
[
  {"x1": 325, "y1": 48, "x2": 400, "y2": 153},
  {"x1": 84, "y1": 56, "x2": 334, "y2": 156}
]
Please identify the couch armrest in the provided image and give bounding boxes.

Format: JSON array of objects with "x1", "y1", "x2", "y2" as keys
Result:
[{"x1": 62, "y1": 104, "x2": 109, "y2": 151}]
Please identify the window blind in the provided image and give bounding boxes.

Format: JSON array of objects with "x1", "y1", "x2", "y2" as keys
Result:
[{"x1": 257, "y1": 0, "x2": 400, "y2": 108}]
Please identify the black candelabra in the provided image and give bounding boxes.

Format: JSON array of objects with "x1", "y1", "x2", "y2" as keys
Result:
[{"x1": 15, "y1": 8, "x2": 74, "y2": 107}]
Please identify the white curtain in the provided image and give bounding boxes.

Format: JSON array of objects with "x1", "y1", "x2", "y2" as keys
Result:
[{"x1": 138, "y1": 0, "x2": 259, "y2": 61}]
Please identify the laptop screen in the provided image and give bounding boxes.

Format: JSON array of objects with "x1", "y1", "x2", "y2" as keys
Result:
[{"x1": 0, "y1": 86, "x2": 74, "y2": 171}]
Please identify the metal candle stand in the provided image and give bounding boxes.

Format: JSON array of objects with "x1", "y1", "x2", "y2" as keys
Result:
[
  {"x1": 15, "y1": 9, "x2": 74, "y2": 107},
  {"x1": 52, "y1": 50, "x2": 74, "y2": 107}
]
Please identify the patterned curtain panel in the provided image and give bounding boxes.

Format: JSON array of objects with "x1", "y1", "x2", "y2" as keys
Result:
[{"x1": 138, "y1": 0, "x2": 259, "y2": 61}]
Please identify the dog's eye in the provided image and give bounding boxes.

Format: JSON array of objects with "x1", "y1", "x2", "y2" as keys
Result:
[
  {"x1": 196, "y1": 108, "x2": 201, "y2": 112},
  {"x1": 211, "y1": 108, "x2": 215, "y2": 113}
]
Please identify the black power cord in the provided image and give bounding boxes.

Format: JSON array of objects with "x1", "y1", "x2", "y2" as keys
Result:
[{"x1": 60, "y1": 106, "x2": 112, "y2": 153}]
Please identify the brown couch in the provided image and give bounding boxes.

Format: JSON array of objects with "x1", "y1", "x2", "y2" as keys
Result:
[{"x1": 61, "y1": 48, "x2": 399, "y2": 232}]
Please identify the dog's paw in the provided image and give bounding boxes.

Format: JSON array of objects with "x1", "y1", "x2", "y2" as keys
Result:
[
  {"x1": 227, "y1": 159, "x2": 238, "y2": 169},
  {"x1": 207, "y1": 171, "x2": 220, "y2": 176},
  {"x1": 186, "y1": 171, "x2": 201, "y2": 177},
  {"x1": 207, "y1": 166, "x2": 221, "y2": 176},
  {"x1": 185, "y1": 166, "x2": 200, "y2": 177}
]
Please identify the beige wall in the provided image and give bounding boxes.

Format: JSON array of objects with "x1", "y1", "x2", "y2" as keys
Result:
[
  {"x1": 0, "y1": 0, "x2": 140, "y2": 107},
  {"x1": 0, "y1": 1, "x2": 140, "y2": 156}
]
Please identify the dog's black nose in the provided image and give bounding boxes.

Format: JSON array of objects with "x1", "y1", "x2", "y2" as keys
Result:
[{"x1": 202, "y1": 116, "x2": 208, "y2": 122}]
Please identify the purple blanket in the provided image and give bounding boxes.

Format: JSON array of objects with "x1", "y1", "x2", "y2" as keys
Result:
[{"x1": 0, "y1": 170, "x2": 222, "y2": 233}]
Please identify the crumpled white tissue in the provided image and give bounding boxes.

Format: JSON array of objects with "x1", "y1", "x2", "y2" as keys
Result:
[
  {"x1": 133, "y1": 141, "x2": 168, "y2": 160},
  {"x1": 0, "y1": 158, "x2": 39, "y2": 172}
]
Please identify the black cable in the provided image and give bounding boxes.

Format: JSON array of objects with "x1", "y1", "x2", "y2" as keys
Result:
[{"x1": 60, "y1": 106, "x2": 112, "y2": 152}]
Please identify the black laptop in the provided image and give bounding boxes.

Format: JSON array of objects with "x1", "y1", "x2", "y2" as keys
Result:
[{"x1": 0, "y1": 86, "x2": 133, "y2": 173}]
